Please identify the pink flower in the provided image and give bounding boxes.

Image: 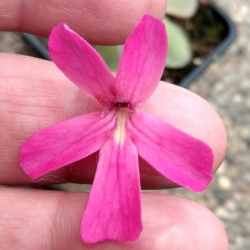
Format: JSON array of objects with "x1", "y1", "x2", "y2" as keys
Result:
[{"x1": 20, "y1": 15, "x2": 213, "y2": 243}]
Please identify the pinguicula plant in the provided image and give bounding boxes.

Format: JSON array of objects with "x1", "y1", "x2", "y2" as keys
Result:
[
  {"x1": 20, "y1": 15, "x2": 213, "y2": 243},
  {"x1": 165, "y1": 0, "x2": 198, "y2": 68},
  {"x1": 96, "y1": 0, "x2": 198, "y2": 71}
]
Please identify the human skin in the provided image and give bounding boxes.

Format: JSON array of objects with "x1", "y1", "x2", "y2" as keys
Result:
[{"x1": 0, "y1": 0, "x2": 228, "y2": 249}]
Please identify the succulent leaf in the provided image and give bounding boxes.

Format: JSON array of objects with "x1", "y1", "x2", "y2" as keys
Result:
[
  {"x1": 166, "y1": 0, "x2": 198, "y2": 18},
  {"x1": 164, "y1": 17, "x2": 192, "y2": 69}
]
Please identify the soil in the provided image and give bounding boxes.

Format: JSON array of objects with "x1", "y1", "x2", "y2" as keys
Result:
[{"x1": 162, "y1": 0, "x2": 228, "y2": 85}]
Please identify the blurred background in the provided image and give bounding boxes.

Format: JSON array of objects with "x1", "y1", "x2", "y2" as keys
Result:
[
  {"x1": 0, "y1": 0, "x2": 249, "y2": 249},
  {"x1": 171, "y1": 1, "x2": 250, "y2": 249}
]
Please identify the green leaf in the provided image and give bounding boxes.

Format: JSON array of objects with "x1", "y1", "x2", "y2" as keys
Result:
[
  {"x1": 166, "y1": 0, "x2": 198, "y2": 18},
  {"x1": 164, "y1": 17, "x2": 192, "y2": 69}
]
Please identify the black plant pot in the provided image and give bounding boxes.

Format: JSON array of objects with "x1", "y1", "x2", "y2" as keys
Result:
[
  {"x1": 21, "y1": 0, "x2": 236, "y2": 88},
  {"x1": 162, "y1": 0, "x2": 237, "y2": 87}
]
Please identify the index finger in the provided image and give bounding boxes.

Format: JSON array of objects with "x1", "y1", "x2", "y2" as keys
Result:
[
  {"x1": 0, "y1": 0, "x2": 166, "y2": 44},
  {"x1": 0, "y1": 53, "x2": 226, "y2": 188},
  {"x1": 0, "y1": 188, "x2": 228, "y2": 249}
]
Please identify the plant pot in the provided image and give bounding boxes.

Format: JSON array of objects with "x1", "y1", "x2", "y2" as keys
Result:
[
  {"x1": 162, "y1": 0, "x2": 237, "y2": 87},
  {"x1": 21, "y1": 0, "x2": 236, "y2": 88}
]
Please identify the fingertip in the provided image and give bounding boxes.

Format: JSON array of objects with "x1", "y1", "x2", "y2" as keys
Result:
[
  {"x1": 144, "y1": 82, "x2": 227, "y2": 173},
  {"x1": 141, "y1": 193, "x2": 228, "y2": 250},
  {"x1": 0, "y1": 0, "x2": 167, "y2": 44},
  {"x1": 0, "y1": 189, "x2": 227, "y2": 249}
]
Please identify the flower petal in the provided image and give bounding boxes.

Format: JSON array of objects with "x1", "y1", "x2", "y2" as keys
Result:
[
  {"x1": 129, "y1": 112, "x2": 213, "y2": 192},
  {"x1": 49, "y1": 23, "x2": 115, "y2": 106},
  {"x1": 81, "y1": 136, "x2": 142, "y2": 243},
  {"x1": 114, "y1": 15, "x2": 167, "y2": 105},
  {"x1": 20, "y1": 112, "x2": 115, "y2": 179},
  {"x1": 164, "y1": 17, "x2": 192, "y2": 69}
]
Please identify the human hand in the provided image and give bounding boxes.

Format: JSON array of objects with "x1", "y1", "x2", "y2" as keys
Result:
[{"x1": 0, "y1": 0, "x2": 228, "y2": 249}]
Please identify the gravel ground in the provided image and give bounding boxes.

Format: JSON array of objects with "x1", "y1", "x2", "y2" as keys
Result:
[
  {"x1": 188, "y1": 1, "x2": 250, "y2": 249},
  {"x1": 0, "y1": 1, "x2": 249, "y2": 249}
]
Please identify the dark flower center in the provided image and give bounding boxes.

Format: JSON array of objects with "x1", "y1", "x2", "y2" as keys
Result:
[{"x1": 115, "y1": 102, "x2": 129, "y2": 108}]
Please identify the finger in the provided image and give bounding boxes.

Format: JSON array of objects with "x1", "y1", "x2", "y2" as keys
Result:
[
  {"x1": 0, "y1": 0, "x2": 166, "y2": 44},
  {"x1": 0, "y1": 54, "x2": 226, "y2": 187},
  {"x1": 0, "y1": 187, "x2": 228, "y2": 249}
]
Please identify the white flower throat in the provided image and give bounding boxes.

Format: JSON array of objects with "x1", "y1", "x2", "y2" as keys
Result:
[{"x1": 114, "y1": 105, "x2": 129, "y2": 145}]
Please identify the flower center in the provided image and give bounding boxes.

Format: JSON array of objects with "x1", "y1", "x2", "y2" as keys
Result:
[
  {"x1": 114, "y1": 108, "x2": 128, "y2": 145},
  {"x1": 115, "y1": 102, "x2": 129, "y2": 108}
]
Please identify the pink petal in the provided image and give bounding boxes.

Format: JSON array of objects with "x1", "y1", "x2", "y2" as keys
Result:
[
  {"x1": 20, "y1": 112, "x2": 115, "y2": 179},
  {"x1": 49, "y1": 24, "x2": 115, "y2": 107},
  {"x1": 81, "y1": 136, "x2": 142, "y2": 243},
  {"x1": 114, "y1": 15, "x2": 167, "y2": 105},
  {"x1": 128, "y1": 112, "x2": 213, "y2": 192}
]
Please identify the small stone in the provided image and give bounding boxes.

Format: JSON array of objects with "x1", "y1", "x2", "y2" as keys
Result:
[
  {"x1": 232, "y1": 93, "x2": 243, "y2": 104},
  {"x1": 243, "y1": 238, "x2": 250, "y2": 249},
  {"x1": 214, "y1": 207, "x2": 229, "y2": 219},
  {"x1": 224, "y1": 200, "x2": 237, "y2": 211},
  {"x1": 213, "y1": 82, "x2": 225, "y2": 92},
  {"x1": 216, "y1": 160, "x2": 228, "y2": 175},
  {"x1": 240, "y1": 127, "x2": 250, "y2": 138},
  {"x1": 193, "y1": 57, "x2": 203, "y2": 65},
  {"x1": 214, "y1": 188, "x2": 228, "y2": 203},
  {"x1": 218, "y1": 176, "x2": 232, "y2": 190}
]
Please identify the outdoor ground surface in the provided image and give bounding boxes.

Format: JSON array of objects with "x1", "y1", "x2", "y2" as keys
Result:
[{"x1": 0, "y1": 0, "x2": 249, "y2": 249}]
